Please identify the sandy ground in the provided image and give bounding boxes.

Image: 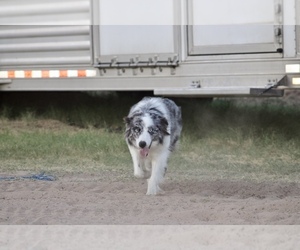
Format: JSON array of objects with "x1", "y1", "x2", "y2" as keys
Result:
[{"x1": 1, "y1": 174, "x2": 300, "y2": 225}]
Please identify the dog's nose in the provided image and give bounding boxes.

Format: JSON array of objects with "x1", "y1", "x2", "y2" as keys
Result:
[{"x1": 139, "y1": 141, "x2": 147, "y2": 149}]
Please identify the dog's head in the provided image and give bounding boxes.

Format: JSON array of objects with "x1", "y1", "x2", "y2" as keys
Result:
[{"x1": 124, "y1": 113, "x2": 170, "y2": 157}]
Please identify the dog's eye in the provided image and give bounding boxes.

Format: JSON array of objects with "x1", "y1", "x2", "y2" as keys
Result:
[
  {"x1": 148, "y1": 127, "x2": 158, "y2": 135},
  {"x1": 133, "y1": 126, "x2": 141, "y2": 133}
]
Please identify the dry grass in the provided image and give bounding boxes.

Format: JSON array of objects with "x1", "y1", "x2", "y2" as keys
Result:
[{"x1": 0, "y1": 92, "x2": 300, "y2": 183}]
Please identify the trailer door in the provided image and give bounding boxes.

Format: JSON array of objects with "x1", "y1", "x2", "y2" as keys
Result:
[
  {"x1": 188, "y1": 0, "x2": 283, "y2": 55},
  {"x1": 96, "y1": 0, "x2": 179, "y2": 67}
]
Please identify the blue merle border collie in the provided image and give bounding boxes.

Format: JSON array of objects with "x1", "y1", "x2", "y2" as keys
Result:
[{"x1": 124, "y1": 97, "x2": 182, "y2": 195}]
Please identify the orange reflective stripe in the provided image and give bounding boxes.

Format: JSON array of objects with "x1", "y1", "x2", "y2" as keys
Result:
[
  {"x1": 8, "y1": 71, "x2": 15, "y2": 78},
  {"x1": 78, "y1": 70, "x2": 86, "y2": 77},
  {"x1": 42, "y1": 71, "x2": 49, "y2": 78},
  {"x1": 25, "y1": 71, "x2": 32, "y2": 78},
  {"x1": 60, "y1": 70, "x2": 68, "y2": 78},
  {"x1": 0, "y1": 69, "x2": 96, "y2": 78}
]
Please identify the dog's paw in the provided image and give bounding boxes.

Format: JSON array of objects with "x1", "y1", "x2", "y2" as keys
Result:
[
  {"x1": 134, "y1": 172, "x2": 145, "y2": 179},
  {"x1": 146, "y1": 185, "x2": 164, "y2": 195},
  {"x1": 134, "y1": 169, "x2": 151, "y2": 179},
  {"x1": 143, "y1": 170, "x2": 151, "y2": 179}
]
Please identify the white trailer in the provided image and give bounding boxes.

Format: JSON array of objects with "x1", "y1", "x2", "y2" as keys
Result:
[{"x1": 0, "y1": 0, "x2": 300, "y2": 97}]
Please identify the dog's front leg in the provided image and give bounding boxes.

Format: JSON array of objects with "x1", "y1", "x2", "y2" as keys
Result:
[
  {"x1": 128, "y1": 146, "x2": 145, "y2": 178},
  {"x1": 146, "y1": 154, "x2": 169, "y2": 195}
]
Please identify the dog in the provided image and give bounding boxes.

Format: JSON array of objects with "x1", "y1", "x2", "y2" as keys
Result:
[{"x1": 124, "y1": 97, "x2": 182, "y2": 195}]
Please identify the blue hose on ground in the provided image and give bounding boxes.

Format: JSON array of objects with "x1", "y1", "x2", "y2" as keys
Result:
[{"x1": 0, "y1": 173, "x2": 56, "y2": 181}]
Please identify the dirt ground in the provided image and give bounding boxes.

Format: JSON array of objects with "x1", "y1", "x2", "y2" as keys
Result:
[{"x1": 1, "y1": 174, "x2": 300, "y2": 225}]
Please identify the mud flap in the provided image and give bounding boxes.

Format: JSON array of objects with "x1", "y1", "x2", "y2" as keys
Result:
[{"x1": 250, "y1": 88, "x2": 284, "y2": 97}]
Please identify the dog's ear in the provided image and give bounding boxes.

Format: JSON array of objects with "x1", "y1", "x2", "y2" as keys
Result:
[
  {"x1": 160, "y1": 117, "x2": 170, "y2": 135},
  {"x1": 123, "y1": 116, "x2": 132, "y2": 124}
]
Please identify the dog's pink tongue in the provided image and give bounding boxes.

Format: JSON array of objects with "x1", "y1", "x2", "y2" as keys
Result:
[{"x1": 140, "y1": 148, "x2": 149, "y2": 157}]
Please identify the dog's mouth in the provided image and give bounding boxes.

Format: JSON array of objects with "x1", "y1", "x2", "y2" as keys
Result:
[
  {"x1": 140, "y1": 147, "x2": 150, "y2": 157},
  {"x1": 139, "y1": 141, "x2": 152, "y2": 157}
]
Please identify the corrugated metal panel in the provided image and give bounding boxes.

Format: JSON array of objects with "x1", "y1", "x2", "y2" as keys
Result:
[{"x1": 0, "y1": 0, "x2": 92, "y2": 67}]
